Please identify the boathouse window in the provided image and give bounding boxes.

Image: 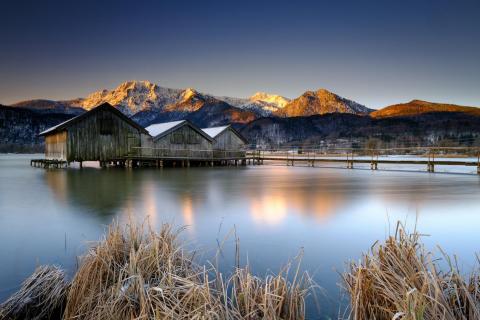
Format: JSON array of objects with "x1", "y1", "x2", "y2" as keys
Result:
[{"x1": 99, "y1": 113, "x2": 113, "y2": 135}]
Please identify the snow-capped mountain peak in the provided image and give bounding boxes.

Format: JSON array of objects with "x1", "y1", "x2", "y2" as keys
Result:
[
  {"x1": 249, "y1": 92, "x2": 290, "y2": 108},
  {"x1": 77, "y1": 80, "x2": 182, "y2": 116},
  {"x1": 181, "y1": 88, "x2": 199, "y2": 101}
]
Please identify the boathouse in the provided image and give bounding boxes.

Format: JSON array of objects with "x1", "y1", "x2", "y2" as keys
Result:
[
  {"x1": 39, "y1": 103, "x2": 149, "y2": 163},
  {"x1": 202, "y1": 125, "x2": 247, "y2": 157},
  {"x1": 143, "y1": 120, "x2": 214, "y2": 159}
]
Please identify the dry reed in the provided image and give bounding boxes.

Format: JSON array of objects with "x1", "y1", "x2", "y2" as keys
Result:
[
  {"x1": 61, "y1": 221, "x2": 313, "y2": 320},
  {"x1": 0, "y1": 265, "x2": 69, "y2": 320},
  {"x1": 343, "y1": 222, "x2": 480, "y2": 320},
  {"x1": 226, "y1": 262, "x2": 312, "y2": 319}
]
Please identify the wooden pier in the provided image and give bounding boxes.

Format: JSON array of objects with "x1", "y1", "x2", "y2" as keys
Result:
[
  {"x1": 31, "y1": 159, "x2": 68, "y2": 169},
  {"x1": 31, "y1": 147, "x2": 248, "y2": 169},
  {"x1": 246, "y1": 147, "x2": 480, "y2": 174},
  {"x1": 31, "y1": 146, "x2": 480, "y2": 174}
]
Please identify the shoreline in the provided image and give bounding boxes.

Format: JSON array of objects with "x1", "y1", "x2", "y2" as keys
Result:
[{"x1": 1, "y1": 221, "x2": 479, "y2": 319}]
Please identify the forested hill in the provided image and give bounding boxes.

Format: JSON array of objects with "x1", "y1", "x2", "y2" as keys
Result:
[
  {"x1": 0, "y1": 105, "x2": 74, "y2": 152},
  {"x1": 240, "y1": 112, "x2": 480, "y2": 148}
]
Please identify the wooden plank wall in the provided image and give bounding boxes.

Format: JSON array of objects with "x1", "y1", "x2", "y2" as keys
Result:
[
  {"x1": 213, "y1": 129, "x2": 245, "y2": 150},
  {"x1": 45, "y1": 131, "x2": 67, "y2": 160},
  {"x1": 149, "y1": 125, "x2": 213, "y2": 158},
  {"x1": 66, "y1": 109, "x2": 142, "y2": 161}
]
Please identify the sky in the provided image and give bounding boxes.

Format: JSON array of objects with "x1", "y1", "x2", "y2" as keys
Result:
[{"x1": 1, "y1": 0, "x2": 479, "y2": 109}]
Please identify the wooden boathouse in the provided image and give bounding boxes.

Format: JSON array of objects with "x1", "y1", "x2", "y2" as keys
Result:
[
  {"x1": 202, "y1": 125, "x2": 248, "y2": 158},
  {"x1": 33, "y1": 103, "x2": 249, "y2": 169},
  {"x1": 138, "y1": 120, "x2": 219, "y2": 167},
  {"x1": 37, "y1": 103, "x2": 149, "y2": 167}
]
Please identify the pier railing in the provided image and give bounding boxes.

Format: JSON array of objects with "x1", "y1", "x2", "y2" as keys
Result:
[
  {"x1": 246, "y1": 146, "x2": 480, "y2": 173},
  {"x1": 129, "y1": 147, "x2": 246, "y2": 160}
]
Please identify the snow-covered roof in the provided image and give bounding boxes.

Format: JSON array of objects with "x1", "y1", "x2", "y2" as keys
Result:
[
  {"x1": 145, "y1": 120, "x2": 186, "y2": 137},
  {"x1": 201, "y1": 125, "x2": 229, "y2": 138},
  {"x1": 39, "y1": 117, "x2": 75, "y2": 135}
]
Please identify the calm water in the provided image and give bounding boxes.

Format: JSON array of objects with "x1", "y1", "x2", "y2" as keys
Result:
[{"x1": 1, "y1": 154, "x2": 480, "y2": 318}]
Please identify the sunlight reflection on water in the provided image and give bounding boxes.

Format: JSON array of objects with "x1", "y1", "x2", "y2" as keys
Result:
[{"x1": 1, "y1": 154, "x2": 479, "y2": 318}]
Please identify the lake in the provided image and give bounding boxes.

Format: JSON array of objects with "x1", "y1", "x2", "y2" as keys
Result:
[{"x1": 1, "y1": 154, "x2": 480, "y2": 318}]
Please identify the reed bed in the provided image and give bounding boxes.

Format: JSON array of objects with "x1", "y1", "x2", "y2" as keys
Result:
[
  {"x1": 226, "y1": 263, "x2": 312, "y2": 319},
  {"x1": 60, "y1": 221, "x2": 313, "y2": 320},
  {"x1": 0, "y1": 265, "x2": 69, "y2": 320},
  {"x1": 343, "y1": 222, "x2": 480, "y2": 320}
]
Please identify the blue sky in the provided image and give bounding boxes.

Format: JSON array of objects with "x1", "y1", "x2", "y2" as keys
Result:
[{"x1": 1, "y1": 0, "x2": 479, "y2": 109}]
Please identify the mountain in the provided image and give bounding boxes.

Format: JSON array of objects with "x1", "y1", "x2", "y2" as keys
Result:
[
  {"x1": 134, "y1": 88, "x2": 257, "y2": 127},
  {"x1": 234, "y1": 92, "x2": 291, "y2": 116},
  {"x1": 164, "y1": 88, "x2": 216, "y2": 113},
  {"x1": 10, "y1": 81, "x2": 369, "y2": 119},
  {"x1": 185, "y1": 101, "x2": 257, "y2": 128},
  {"x1": 250, "y1": 92, "x2": 290, "y2": 108},
  {"x1": 275, "y1": 89, "x2": 372, "y2": 117},
  {"x1": 6, "y1": 80, "x2": 480, "y2": 151},
  {"x1": 75, "y1": 80, "x2": 183, "y2": 116},
  {"x1": 371, "y1": 100, "x2": 480, "y2": 118},
  {"x1": 218, "y1": 92, "x2": 290, "y2": 116},
  {"x1": 241, "y1": 111, "x2": 480, "y2": 147},
  {"x1": 69, "y1": 81, "x2": 259, "y2": 124},
  {"x1": 11, "y1": 99, "x2": 84, "y2": 115}
]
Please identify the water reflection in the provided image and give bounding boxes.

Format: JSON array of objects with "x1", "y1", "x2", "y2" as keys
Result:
[
  {"x1": 2, "y1": 155, "x2": 480, "y2": 318},
  {"x1": 181, "y1": 196, "x2": 194, "y2": 227},
  {"x1": 45, "y1": 168, "x2": 139, "y2": 217},
  {"x1": 251, "y1": 194, "x2": 287, "y2": 225}
]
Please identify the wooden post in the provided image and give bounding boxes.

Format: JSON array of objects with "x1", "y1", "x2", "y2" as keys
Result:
[
  {"x1": 79, "y1": 161, "x2": 83, "y2": 169},
  {"x1": 427, "y1": 150, "x2": 433, "y2": 172},
  {"x1": 477, "y1": 152, "x2": 480, "y2": 175}
]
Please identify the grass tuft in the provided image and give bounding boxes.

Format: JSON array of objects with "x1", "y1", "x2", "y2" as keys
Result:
[
  {"x1": 343, "y1": 222, "x2": 480, "y2": 320},
  {"x1": 60, "y1": 221, "x2": 313, "y2": 319},
  {"x1": 0, "y1": 265, "x2": 69, "y2": 320}
]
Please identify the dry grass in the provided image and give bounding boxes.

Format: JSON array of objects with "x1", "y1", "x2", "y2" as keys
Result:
[
  {"x1": 226, "y1": 262, "x2": 312, "y2": 319},
  {"x1": 61, "y1": 221, "x2": 314, "y2": 320},
  {"x1": 0, "y1": 265, "x2": 69, "y2": 320},
  {"x1": 343, "y1": 222, "x2": 480, "y2": 320}
]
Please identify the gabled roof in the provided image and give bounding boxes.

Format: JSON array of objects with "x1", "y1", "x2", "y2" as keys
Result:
[
  {"x1": 145, "y1": 120, "x2": 186, "y2": 137},
  {"x1": 201, "y1": 125, "x2": 229, "y2": 138},
  {"x1": 39, "y1": 103, "x2": 148, "y2": 136},
  {"x1": 146, "y1": 120, "x2": 213, "y2": 141},
  {"x1": 201, "y1": 124, "x2": 248, "y2": 144}
]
